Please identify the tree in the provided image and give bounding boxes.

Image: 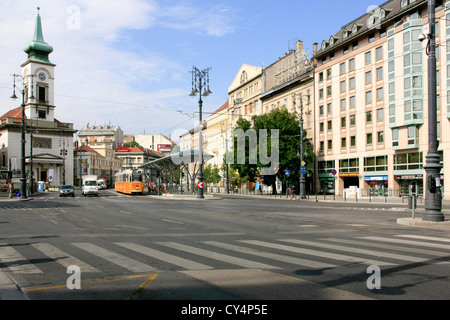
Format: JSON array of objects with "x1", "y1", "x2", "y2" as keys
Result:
[
  {"x1": 203, "y1": 164, "x2": 221, "y2": 186},
  {"x1": 125, "y1": 141, "x2": 141, "y2": 148},
  {"x1": 229, "y1": 117, "x2": 259, "y2": 188}
]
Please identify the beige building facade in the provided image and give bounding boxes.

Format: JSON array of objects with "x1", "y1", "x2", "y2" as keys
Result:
[{"x1": 313, "y1": 0, "x2": 449, "y2": 199}]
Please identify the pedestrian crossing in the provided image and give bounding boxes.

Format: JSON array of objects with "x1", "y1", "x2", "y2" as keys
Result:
[{"x1": 0, "y1": 234, "x2": 449, "y2": 276}]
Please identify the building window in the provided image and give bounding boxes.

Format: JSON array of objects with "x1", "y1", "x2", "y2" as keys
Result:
[
  {"x1": 339, "y1": 158, "x2": 359, "y2": 173},
  {"x1": 377, "y1": 87, "x2": 384, "y2": 101},
  {"x1": 394, "y1": 152, "x2": 423, "y2": 171},
  {"x1": 367, "y1": 133, "x2": 373, "y2": 145},
  {"x1": 38, "y1": 110, "x2": 46, "y2": 119},
  {"x1": 349, "y1": 77, "x2": 355, "y2": 90},
  {"x1": 319, "y1": 105, "x2": 324, "y2": 116},
  {"x1": 327, "y1": 68, "x2": 332, "y2": 79},
  {"x1": 366, "y1": 91, "x2": 372, "y2": 104},
  {"x1": 320, "y1": 122, "x2": 324, "y2": 132},
  {"x1": 340, "y1": 80, "x2": 346, "y2": 93},
  {"x1": 366, "y1": 111, "x2": 372, "y2": 123},
  {"x1": 341, "y1": 116, "x2": 346, "y2": 128},
  {"x1": 327, "y1": 120, "x2": 332, "y2": 131},
  {"x1": 365, "y1": 51, "x2": 372, "y2": 64},
  {"x1": 350, "y1": 114, "x2": 356, "y2": 126},
  {"x1": 340, "y1": 99, "x2": 346, "y2": 111},
  {"x1": 377, "y1": 108, "x2": 384, "y2": 121},
  {"x1": 349, "y1": 58, "x2": 355, "y2": 71},
  {"x1": 349, "y1": 96, "x2": 355, "y2": 108},
  {"x1": 369, "y1": 33, "x2": 375, "y2": 43},
  {"x1": 319, "y1": 72, "x2": 324, "y2": 82},
  {"x1": 327, "y1": 103, "x2": 332, "y2": 114},
  {"x1": 350, "y1": 136, "x2": 356, "y2": 147},
  {"x1": 320, "y1": 141, "x2": 324, "y2": 151},
  {"x1": 327, "y1": 86, "x2": 332, "y2": 97},
  {"x1": 364, "y1": 155, "x2": 388, "y2": 172},
  {"x1": 376, "y1": 46, "x2": 383, "y2": 60},
  {"x1": 376, "y1": 67, "x2": 383, "y2": 80},
  {"x1": 366, "y1": 71, "x2": 372, "y2": 85},
  {"x1": 341, "y1": 137, "x2": 347, "y2": 148},
  {"x1": 377, "y1": 131, "x2": 384, "y2": 143},
  {"x1": 327, "y1": 140, "x2": 333, "y2": 150},
  {"x1": 392, "y1": 128, "x2": 399, "y2": 147},
  {"x1": 340, "y1": 62, "x2": 346, "y2": 74},
  {"x1": 38, "y1": 86, "x2": 46, "y2": 102}
]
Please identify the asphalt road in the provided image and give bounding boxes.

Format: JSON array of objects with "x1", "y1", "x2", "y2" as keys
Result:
[{"x1": 0, "y1": 189, "x2": 449, "y2": 307}]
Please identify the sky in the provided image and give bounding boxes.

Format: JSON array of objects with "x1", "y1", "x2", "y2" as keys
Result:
[{"x1": 0, "y1": 0, "x2": 384, "y2": 143}]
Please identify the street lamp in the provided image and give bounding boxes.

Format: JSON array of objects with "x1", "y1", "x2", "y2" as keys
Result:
[
  {"x1": 189, "y1": 66, "x2": 212, "y2": 199},
  {"x1": 292, "y1": 92, "x2": 308, "y2": 199},
  {"x1": 422, "y1": 0, "x2": 444, "y2": 222},
  {"x1": 10, "y1": 73, "x2": 35, "y2": 199}
]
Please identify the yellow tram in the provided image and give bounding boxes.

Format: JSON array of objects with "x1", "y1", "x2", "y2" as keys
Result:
[{"x1": 114, "y1": 169, "x2": 144, "y2": 194}]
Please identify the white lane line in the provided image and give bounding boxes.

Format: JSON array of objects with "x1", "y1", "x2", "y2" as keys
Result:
[
  {"x1": 31, "y1": 243, "x2": 100, "y2": 273},
  {"x1": 240, "y1": 240, "x2": 396, "y2": 266},
  {"x1": 157, "y1": 242, "x2": 280, "y2": 269},
  {"x1": 0, "y1": 244, "x2": 43, "y2": 274},
  {"x1": 203, "y1": 241, "x2": 336, "y2": 269},
  {"x1": 72, "y1": 243, "x2": 155, "y2": 273},
  {"x1": 115, "y1": 242, "x2": 212, "y2": 270}
]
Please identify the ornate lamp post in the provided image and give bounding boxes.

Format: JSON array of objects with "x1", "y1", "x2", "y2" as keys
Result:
[
  {"x1": 10, "y1": 74, "x2": 35, "y2": 199},
  {"x1": 292, "y1": 92, "x2": 308, "y2": 199},
  {"x1": 189, "y1": 66, "x2": 212, "y2": 199},
  {"x1": 423, "y1": 0, "x2": 444, "y2": 221}
]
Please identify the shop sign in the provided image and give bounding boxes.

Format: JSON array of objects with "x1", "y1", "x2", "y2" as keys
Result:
[
  {"x1": 394, "y1": 174, "x2": 423, "y2": 180},
  {"x1": 364, "y1": 176, "x2": 388, "y2": 181},
  {"x1": 339, "y1": 172, "x2": 359, "y2": 177}
]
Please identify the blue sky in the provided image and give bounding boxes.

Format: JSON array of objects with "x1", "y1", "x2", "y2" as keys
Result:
[{"x1": 0, "y1": 0, "x2": 383, "y2": 141}]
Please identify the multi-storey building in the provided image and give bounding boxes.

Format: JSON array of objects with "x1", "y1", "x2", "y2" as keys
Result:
[
  {"x1": 261, "y1": 40, "x2": 316, "y2": 191},
  {"x1": 228, "y1": 64, "x2": 263, "y2": 127},
  {"x1": 313, "y1": 0, "x2": 449, "y2": 199}
]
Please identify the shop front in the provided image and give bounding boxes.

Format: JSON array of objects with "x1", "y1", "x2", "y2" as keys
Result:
[
  {"x1": 394, "y1": 174, "x2": 423, "y2": 197},
  {"x1": 364, "y1": 175, "x2": 388, "y2": 196}
]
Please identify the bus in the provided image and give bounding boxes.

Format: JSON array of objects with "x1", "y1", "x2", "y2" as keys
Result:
[{"x1": 115, "y1": 169, "x2": 144, "y2": 194}]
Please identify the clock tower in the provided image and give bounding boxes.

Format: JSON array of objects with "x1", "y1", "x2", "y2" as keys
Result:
[{"x1": 21, "y1": 7, "x2": 56, "y2": 122}]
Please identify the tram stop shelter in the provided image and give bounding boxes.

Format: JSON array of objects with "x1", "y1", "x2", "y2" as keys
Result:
[{"x1": 139, "y1": 149, "x2": 213, "y2": 194}]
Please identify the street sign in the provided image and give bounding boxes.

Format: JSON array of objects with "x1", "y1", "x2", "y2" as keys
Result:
[
  {"x1": 331, "y1": 169, "x2": 337, "y2": 175},
  {"x1": 301, "y1": 161, "x2": 306, "y2": 166},
  {"x1": 301, "y1": 166, "x2": 306, "y2": 174},
  {"x1": 197, "y1": 182, "x2": 204, "y2": 188},
  {"x1": 285, "y1": 170, "x2": 290, "y2": 175}
]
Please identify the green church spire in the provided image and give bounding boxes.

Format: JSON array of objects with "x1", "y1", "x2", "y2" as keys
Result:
[{"x1": 24, "y1": 7, "x2": 54, "y2": 65}]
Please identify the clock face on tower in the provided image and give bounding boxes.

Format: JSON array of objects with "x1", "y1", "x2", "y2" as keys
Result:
[{"x1": 38, "y1": 72, "x2": 47, "y2": 81}]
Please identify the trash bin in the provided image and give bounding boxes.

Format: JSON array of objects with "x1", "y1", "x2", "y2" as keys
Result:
[
  {"x1": 408, "y1": 195, "x2": 417, "y2": 209},
  {"x1": 38, "y1": 181, "x2": 44, "y2": 193}
]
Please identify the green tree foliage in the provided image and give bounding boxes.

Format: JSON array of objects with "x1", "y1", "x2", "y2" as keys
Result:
[
  {"x1": 203, "y1": 164, "x2": 221, "y2": 185},
  {"x1": 229, "y1": 107, "x2": 314, "y2": 194}
]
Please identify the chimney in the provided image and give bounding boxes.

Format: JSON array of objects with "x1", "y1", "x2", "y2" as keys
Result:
[
  {"x1": 313, "y1": 43, "x2": 318, "y2": 55},
  {"x1": 296, "y1": 40, "x2": 304, "y2": 55}
]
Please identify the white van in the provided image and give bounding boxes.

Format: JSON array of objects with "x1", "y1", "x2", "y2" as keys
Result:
[{"x1": 82, "y1": 175, "x2": 98, "y2": 196}]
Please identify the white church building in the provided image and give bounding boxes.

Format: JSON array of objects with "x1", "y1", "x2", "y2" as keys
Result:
[{"x1": 0, "y1": 8, "x2": 75, "y2": 189}]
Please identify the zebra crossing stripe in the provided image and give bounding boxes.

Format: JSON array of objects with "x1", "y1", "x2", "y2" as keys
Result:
[
  {"x1": 323, "y1": 238, "x2": 450, "y2": 258},
  {"x1": 31, "y1": 243, "x2": 100, "y2": 273},
  {"x1": 72, "y1": 243, "x2": 156, "y2": 273},
  {"x1": 115, "y1": 242, "x2": 213, "y2": 270},
  {"x1": 280, "y1": 239, "x2": 435, "y2": 264},
  {"x1": 0, "y1": 244, "x2": 43, "y2": 274},
  {"x1": 360, "y1": 237, "x2": 450, "y2": 250},
  {"x1": 203, "y1": 241, "x2": 336, "y2": 269},
  {"x1": 395, "y1": 235, "x2": 450, "y2": 243},
  {"x1": 240, "y1": 240, "x2": 396, "y2": 266},
  {"x1": 157, "y1": 242, "x2": 280, "y2": 269}
]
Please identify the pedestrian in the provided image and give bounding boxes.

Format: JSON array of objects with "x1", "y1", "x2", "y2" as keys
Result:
[{"x1": 290, "y1": 185, "x2": 295, "y2": 200}]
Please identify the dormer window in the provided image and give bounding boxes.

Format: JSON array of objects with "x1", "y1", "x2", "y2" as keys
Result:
[
  {"x1": 380, "y1": 9, "x2": 386, "y2": 19},
  {"x1": 401, "y1": 0, "x2": 408, "y2": 8},
  {"x1": 322, "y1": 41, "x2": 328, "y2": 50},
  {"x1": 352, "y1": 24, "x2": 358, "y2": 33},
  {"x1": 343, "y1": 29, "x2": 349, "y2": 39},
  {"x1": 368, "y1": 15, "x2": 375, "y2": 27}
]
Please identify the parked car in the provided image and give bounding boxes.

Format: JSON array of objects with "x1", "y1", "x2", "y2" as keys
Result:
[
  {"x1": 97, "y1": 180, "x2": 106, "y2": 190},
  {"x1": 59, "y1": 185, "x2": 75, "y2": 197}
]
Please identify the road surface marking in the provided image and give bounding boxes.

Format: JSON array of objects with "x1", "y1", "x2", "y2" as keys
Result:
[
  {"x1": 115, "y1": 242, "x2": 212, "y2": 270},
  {"x1": 157, "y1": 242, "x2": 280, "y2": 269},
  {"x1": 162, "y1": 219, "x2": 184, "y2": 225},
  {"x1": 240, "y1": 240, "x2": 396, "y2": 266},
  {"x1": 127, "y1": 273, "x2": 159, "y2": 300},
  {"x1": 203, "y1": 241, "x2": 336, "y2": 269},
  {"x1": 280, "y1": 239, "x2": 434, "y2": 264},
  {"x1": 31, "y1": 243, "x2": 99, "y2": 273},
  {"x1": 395, "y1": 235, "x2": 450, "y2": 243},
  {"x1": 72, "y1": 243, "x2": 155, "y2": 273},
  {"x1": 360, "y1": 236, "x2": 450, "y2": 250},
  {"x1": 0, "y1": 244, "x2": 43, "y2": 274}
]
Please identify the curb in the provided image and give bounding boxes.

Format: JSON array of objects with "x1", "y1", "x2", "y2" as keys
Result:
[
  {"x1": 396, "y1": 217, "x2": 450, "y2": 228},
  {"x1": 0, "y1": 269, "x2": 28, "y2": 300}
]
